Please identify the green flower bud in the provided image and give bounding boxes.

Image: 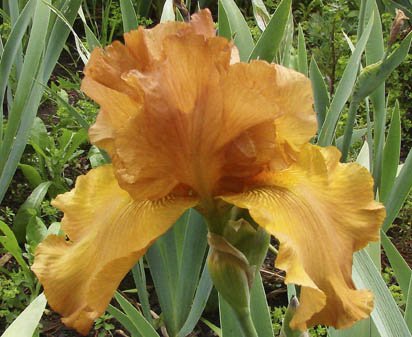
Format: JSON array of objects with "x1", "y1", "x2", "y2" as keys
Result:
[
  {"x1": 280, "y1": 297, "x2": 309, "y2": 337},
  {"x1": 353, "y1": 31, "x2": 412, "y2": 102},
  {"x1": 224, "y1": 217, "x2": 270, "y2": 270},
  {"x1": 207, "y1": 232, "x2": 253, "y2": 315}
]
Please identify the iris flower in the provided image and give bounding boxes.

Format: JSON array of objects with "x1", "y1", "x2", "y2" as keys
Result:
[{"x1": 32, "y1": 10, "x2": 385, "y2": 335}]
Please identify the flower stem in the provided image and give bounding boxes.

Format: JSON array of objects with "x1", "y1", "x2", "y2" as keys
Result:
[{"x1": 236, "y1": 310, "x2": 259, "y2": 337}]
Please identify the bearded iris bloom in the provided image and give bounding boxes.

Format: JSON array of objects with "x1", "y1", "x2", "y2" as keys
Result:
[{"x1": 32, "y1": 10, "x2": 385, "y2": 335}]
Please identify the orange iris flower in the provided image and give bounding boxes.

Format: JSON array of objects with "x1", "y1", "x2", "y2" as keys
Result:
[{"x1": 32, "y1": 10, "x2": 385, "y2": 335}]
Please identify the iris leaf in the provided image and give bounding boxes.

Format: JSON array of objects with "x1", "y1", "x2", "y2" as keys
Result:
[
  {"x1": 160, "y1": 0, "x2": 174, "y2": 22},
  {"x1": 120, "y1": 0, "x2": 138, "y2": 33},
  {"x1": 251, "y1": 0, "x2": 270, "y2": 31},
  {"x1": 177, "y1": 262, "x2": 214, "y2": 337},
  {"x1": 219, "y1": 0, "x2": 254, "y2": 61},
  {"x1": 297, "y1": 24, "x2": 308, "y2": 76},
  {"x1": 317, "y1": 15, "x2": 374, "y2": 146},
  {"x1": 248, "y1": 0, "x2": 291, "y2": 62},
  {"x1": 353, "y1": 250, "x2": 412, "y2": 337},
  {"x1": 146, "y1": 209, "x2": 208, "y2": 336},
  {"x1": 0, "y1": 0, "x2": 82, "y2": 204},
  {"x1": 381, "y1": 231, "x2": 411, "y2": 298},
  {"x1": 380, "y1": 102, "x2": 401, "y2": 203},
  {"x1": 309, "y1": 56, "x2": 329, "y2": 130},
  {"x1": 113, "y1": 292, "x2": 160, "y2": 337},
  {"x1": 383, "y1": 147, "x2": 412, "y2": 232},
  {"x1": 1, "y1": 293, "x2": 46, "y2": 337}
]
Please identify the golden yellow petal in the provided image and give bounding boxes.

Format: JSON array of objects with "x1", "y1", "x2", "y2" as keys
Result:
[
  {"x1": 82, "y1": 10, "x2": 214, "y2": 155},
  {"x1": 221, "y1": 144, "x2": 385, "y2": 331},
  {"x1": 269, "y1": 65, "x2": 317, "y2": 170},
  {"x1": 112, "y1": 33, "x2": 231, "y2": 199},
  {"x1": 188, "y1": 9, "x2": 216, "y2": 37},
  {"x1": 220, "y1": 61, "x2": 283, "y2": 147},
  {"x1": 218, "y1": 62, "x2": 315, "y2": 190},
  {"x1": 123, "y1": 9, "x2": 215, "y2": 70},
  {"x1": 84, "y1": 43, "x2": 141, "y2": 99},
  {"x1": 81, "y1": 76, "x2": 142, "y2": 155},
  {"x1": 113, "y1": 40, "x2": 292, "y2": 200},
  {"x1": 82, "y1": 12, "x2": 315, "y2": 201},
  {"x1": 32, "y1": 165, "x2": 197, "y2": 335}
]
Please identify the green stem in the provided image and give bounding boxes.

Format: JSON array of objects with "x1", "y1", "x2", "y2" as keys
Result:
[
  {"x1": 199, "y1": 198, "x2": 228, "y2": 235},
  {"x1": 236, "y1": 310, "x2": 259, "y2": 337}
]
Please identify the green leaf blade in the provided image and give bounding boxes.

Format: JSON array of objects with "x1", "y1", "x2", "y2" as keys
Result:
[
  {"x1": 248, "y1": 0, "x2": 291, "y2": 62},
  {"x1": 1, "y1": 293, "x2": 47, "y2": 337},
  {"x1": 380, "y1": 102, "x2": 401, "y2": 203},
  {"x1": 219, "y1": 0, "x2": 254, "y2": 61},
  {"x1": 317, "y1": 15, "x2": 374, "y2": 146},
  {"x1": 120, "y1": 0, "x2": 139, "y2": 33},
  {"x1": 309, "y1": 56, "x2": 330, "y2": 130},
  {"x1": 353, "y1": 250, "x2": 412, "y2": 337}
]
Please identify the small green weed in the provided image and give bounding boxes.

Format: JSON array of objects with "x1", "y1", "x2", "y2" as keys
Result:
[
  {"x1": 0, "y1": 207, "x2": 15, "y2": 224},
  {"x1": 271, "y1": 305, "x2": 327, "y2": 336},
  {"x1": 382, "y1": 267, "x2": 406, "y2": 309},
  {"x1": 271, "y1": 306, "x2": 286, "y2": 336},
  {"x1": 0, "y1": 268, "x2": 31, "y2": 327},
  {"x1": 94, "y1": 313, "x2": 116, "y2": 337}
]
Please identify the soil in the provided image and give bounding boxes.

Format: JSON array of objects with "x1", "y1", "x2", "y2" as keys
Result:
[{"x1": 387, "y1": 225, "x2": 412, "y2": 268}]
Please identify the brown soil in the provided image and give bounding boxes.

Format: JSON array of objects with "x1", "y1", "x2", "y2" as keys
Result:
[{"x1": 387, "y1": 225, "x2": 412, "y2": 268}]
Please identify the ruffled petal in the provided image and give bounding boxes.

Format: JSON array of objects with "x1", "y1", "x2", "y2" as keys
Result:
[
  {"x1": 112, "y1": 33, "x2": 232, "y2": 199},
  {"x1": 269, "y1": 65, "x2": 317, "y2": 170},
  {"x1": 82, "y1": 10, "x2": 215, "y2": 157},
  {"x1": 221, "y1": 144, "x2": 385, "y2": 331},
  {"x1": 124, "y1": 9, "x2": 215, "y2": 70},
  {"x1": 32, "y1": 165, "x2": 197, "y2": 335},
  {"x1": 82, "y1": 12, "x2": 315, "y2": 201}
]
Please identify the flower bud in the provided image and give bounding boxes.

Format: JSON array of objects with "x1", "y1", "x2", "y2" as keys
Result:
[
  {"x1": 207, "y1": 233, "x2": 253, "y2": 315},
  {"x1": 280, "y1": 296, "x2": 309, "y2": 337},
  {"x1": 353, "y1": 30, "x2": 412, "y2": 102}
]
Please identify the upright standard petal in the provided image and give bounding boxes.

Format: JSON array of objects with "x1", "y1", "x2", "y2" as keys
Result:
[
  {"x1": 82, "y1": 11, "x2": 315, "y2": 202},
  {"x1": 221, "y1": 144, "x2": 385, "y2": 331},
  {"x1": 267, "y1": 65, "x2": 317, "y2": 170},
  {"x1": 112, "y1": 37, "x2": 287, "y2": 200},
  {"x1": 32, "y1": 165, "x2": 197, "y2": 335},
  {"x1": 82, "y1": 10, "x2": 215, "y2": 157}
]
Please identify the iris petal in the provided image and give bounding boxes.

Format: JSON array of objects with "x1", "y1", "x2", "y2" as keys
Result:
[
  {"x1": 32, "y1": 165, "x2": 197, "y2": 334},
  {"x1": 81, "y1": 10, "x2": 216, "y2": 160},
  {"x1": 221, "y1": 144, "x2": 385, "y2": 331}
]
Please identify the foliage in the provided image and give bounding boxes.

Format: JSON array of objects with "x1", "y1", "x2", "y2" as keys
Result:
[
  {"x1": 94, "y1": 313, "x2": 116, "y2": 337},
  {"x1": 21, "y1": 117, "x2": 88, "y2": 197},
  {"x1": 271, "y1": 306, "x2": 286, "y2": 336},
  {"x1": 0, "y1": 207, "x2": 14, "y2": 224},
  {"x1": 0, "y1": 268, "x2": 31, "y2": 326},
  {"x1": 271, "y1": 306, "x2": 327, "y2": 337},
  {"x1": 383, "y1": 265, "x2": 409, "y2": 309}
]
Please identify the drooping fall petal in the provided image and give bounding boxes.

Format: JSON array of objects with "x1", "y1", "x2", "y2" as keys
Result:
[
  {"x1": 32, "y1": 165, "x2": 197, "y2": 335},
  {"x1": 221, "y1": 144, "x2": 385, "y2": 331}
]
